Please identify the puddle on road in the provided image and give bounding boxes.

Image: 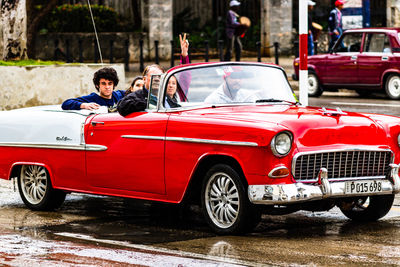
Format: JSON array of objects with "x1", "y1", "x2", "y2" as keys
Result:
[{"x1": 2, "y1": 178, "x2": 400, "y2": 266}]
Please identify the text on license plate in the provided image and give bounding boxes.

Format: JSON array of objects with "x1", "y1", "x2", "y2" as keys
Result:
[{"x1": 345, "y1": 180, "x2": 383, "y2": 194}]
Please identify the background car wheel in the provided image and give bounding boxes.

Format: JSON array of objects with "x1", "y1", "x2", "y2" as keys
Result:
[
  {"x1": 385, "y1": 74, "x2": 400, "y2": 99},
  {"x1": 308, "y1": 71, "x2": 323, "y2": 97},
  {"x1": 201, "y1": 164, "x2": 260, "y2": 234},
  {"x1": 18, "y1": 165, "x2": 66, "y2": 211},
  {"x1": 339, "y1": 194, "x2": 394, "y2": 221}
]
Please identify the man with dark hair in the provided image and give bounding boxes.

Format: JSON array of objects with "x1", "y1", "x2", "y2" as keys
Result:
[{"x1": 62, "y1": 67, "x2": 124, "y2": 111}]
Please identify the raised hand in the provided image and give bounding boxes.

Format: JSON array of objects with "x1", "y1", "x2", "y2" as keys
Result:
[{"x1": 180, "y1": 33, "x2": 189, "y2": 57}]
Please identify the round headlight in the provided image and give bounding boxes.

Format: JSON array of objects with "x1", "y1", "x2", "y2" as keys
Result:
[{"x1": 271, "y1": 131, "x2": 292, "y2": 156}]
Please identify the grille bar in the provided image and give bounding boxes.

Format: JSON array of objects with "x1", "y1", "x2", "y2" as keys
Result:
[{"x1": 293, "y1": 150, "x2": 392, "y2": 182}]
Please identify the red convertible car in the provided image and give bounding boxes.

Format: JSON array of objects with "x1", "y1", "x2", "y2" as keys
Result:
[
  {"x1": 293, "y1": 28, "x2": 400, "y2": 99},
  {"x1": 1, "y1": 62, "x2": 400, "y2": 234}
]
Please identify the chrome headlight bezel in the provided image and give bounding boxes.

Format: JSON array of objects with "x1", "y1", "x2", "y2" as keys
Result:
[{"x1": 271, "y1": 131, "x2": 293, "y2": 157}]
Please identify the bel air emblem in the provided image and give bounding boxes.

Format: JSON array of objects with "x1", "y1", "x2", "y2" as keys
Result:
[{"x1": 56, "y1": 136, "x2": 72, "y2": 141}]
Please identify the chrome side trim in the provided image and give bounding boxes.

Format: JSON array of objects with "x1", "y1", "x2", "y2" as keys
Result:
[
  {"x1": 249, "y1": 165, "x2": 400, "y2": 205},
  {"x1": 121, "y1": 135, "x2": 259, "y2": 147},
  {"x1": 0, "y1": 142, "x2": 107, "y2": 151},
  {"x1": 166, "y1": 137, "x2": 259, "y2": 147},
  {"x1": 121, "y1": 135, "x2": 165, "y2": 141}
]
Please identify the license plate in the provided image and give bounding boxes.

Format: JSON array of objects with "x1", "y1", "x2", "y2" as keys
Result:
[{"x1": 345, "y1": 180, "x2": 383, "y2": 194}]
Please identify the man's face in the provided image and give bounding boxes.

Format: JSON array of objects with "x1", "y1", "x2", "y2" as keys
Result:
[
  {"x1": 98, "y1": 78, "x2": 114, "y2": 99},
  {"x1": 144, "y1": 67, "x2": 163, "y2": 89},
  {"x1": 226, "y1": 75, "x2": 242, "y2": 92}
]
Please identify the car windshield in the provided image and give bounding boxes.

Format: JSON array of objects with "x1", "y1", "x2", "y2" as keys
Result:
[{"x1": 164, "y1": 64, "x2": 297, "y2": 108}]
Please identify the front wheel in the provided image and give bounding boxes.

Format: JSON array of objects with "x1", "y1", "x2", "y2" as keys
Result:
[
  {"x1": 308, "y1": 71, "x2": 323, "y2": 97},
  {"x1": 201, "y1": 164, "x2": 260, "y2": 234},
  {"x1": 17, "y1": 165, "x2": 66, "y2": 211},
  {"x1": 385, "y1": 74, "x2": 400, "y2": 99},
  {"x1": 339, "y1": 194, "x2": 394, "y2": 221}
]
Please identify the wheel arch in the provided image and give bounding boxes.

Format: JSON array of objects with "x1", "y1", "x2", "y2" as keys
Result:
[
  {"x1": 181, "y1": 154, "x2": 247, "y2": 205},
  {"x1": 9, "y1": 162, "x2": 54, "y2": 184},
  {"x1": 381, "y1": 69, "x2": 400, "y2": 89}
]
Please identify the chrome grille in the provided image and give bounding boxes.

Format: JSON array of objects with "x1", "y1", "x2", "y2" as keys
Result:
[{"x1": 293, "y1": 150, "x2": 392, "y2": 182}]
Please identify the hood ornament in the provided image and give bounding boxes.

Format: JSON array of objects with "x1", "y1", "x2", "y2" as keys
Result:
[{"x1": 319, "y1": 107, "x2": 347, "y2": 116}]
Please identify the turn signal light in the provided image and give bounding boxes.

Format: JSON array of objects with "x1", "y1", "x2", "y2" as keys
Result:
[{"x1": 268, "y1": 166, "x2": 290, "y2": 178}]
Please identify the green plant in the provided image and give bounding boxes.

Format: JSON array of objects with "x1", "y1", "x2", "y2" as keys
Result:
[
  {"x1": 0, "y1": 60, "x2": 65, "y2": 66},
  {"x1": 39, "y1": 4, "x2": 135, "y2": 33}
]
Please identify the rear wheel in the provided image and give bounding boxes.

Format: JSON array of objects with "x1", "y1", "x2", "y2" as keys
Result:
[
  {"x1": 201, "y1": 164, "x2": 260, "y2": 234},
  {"x1": 17, "y1": 165, "x2": 66, "y2": 211},
  {"x1": 385, "y1": 74, "x2": 400, "y2": 99},
  {"x1": 308, "y1": 71, "x2": 323, "y2": 97},
  {"x1": 339, "y1": 194, "x2": 394, "y2": 221}
]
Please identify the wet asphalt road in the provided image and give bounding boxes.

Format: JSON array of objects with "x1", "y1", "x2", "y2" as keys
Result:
[{"x1": 2, "y1": 92, "x2": 400, "y2": 266}]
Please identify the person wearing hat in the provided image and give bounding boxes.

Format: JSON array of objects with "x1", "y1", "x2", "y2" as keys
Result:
[
  {"x1": 328, "y1": 0, "x2": 345, "y2": 51},
  {"x1": 224, "y1": 0, "x2": 242, "y2": 61},
  {"x1": 308, "y1": 0, "x2": 316, "y2": 55}
]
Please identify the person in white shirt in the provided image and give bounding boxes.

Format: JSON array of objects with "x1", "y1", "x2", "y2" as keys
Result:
[{"x1": 204, "y1": 71, "x2": 256, "y2": 104}]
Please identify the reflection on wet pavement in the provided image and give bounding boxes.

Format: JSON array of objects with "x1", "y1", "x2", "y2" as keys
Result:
[{"x1": 2, "y1": 180, "x2": 400, "y2": 265}]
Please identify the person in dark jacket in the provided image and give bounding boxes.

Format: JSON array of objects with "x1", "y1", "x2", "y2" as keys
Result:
[
  {"x1": 328, "y1": 0, "x2": 344, "y2": 51},
  {"x1": 62, "y1": 67, "x2": 124, "y2": 112},
  {"x1": 224, "y1": 0, "x2": 242, "y2": 61},
  {"x1": 117, "y1": 34, "x2": 189, "y2": 116}
]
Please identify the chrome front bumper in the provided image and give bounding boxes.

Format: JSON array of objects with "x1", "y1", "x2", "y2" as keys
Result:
[{"x1": 248, "y1": 164, "x2": 400, "y2": 205}]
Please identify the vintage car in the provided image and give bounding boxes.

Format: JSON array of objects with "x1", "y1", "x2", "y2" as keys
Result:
[
  {"x1": 1, "y1": 62, "x2": 400, "y2": 234},
  {"x1": 293, "y1": 28, "x2": 400, "y2": 99}
]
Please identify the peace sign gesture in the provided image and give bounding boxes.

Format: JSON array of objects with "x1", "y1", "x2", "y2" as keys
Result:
[{"x1": 180, "y1": 33, "x2": 189, "y2": 57}]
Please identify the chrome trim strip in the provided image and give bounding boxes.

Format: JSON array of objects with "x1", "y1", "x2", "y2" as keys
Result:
[
  {"x1": 166, "y1": 137, "x2": 259, "y2": 147},
  {"x1": 121, "y1": 135, "x2": 259, "y2": 146},
  {"x1": 121, "y1": 135, "x2": 165, "y2": 141},
  {"x1": 0, "y1": 142, "x2": 107, "y2": 151}
]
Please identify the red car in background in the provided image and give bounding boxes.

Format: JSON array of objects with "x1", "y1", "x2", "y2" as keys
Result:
[{"x1": 293, "y1": 28, "x2": 400, "y2": 99}]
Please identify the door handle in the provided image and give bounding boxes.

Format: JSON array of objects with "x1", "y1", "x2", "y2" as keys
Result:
[
  {"x1": 382, "y1": 56, "x2": 389, "y2": 61},
  {"x1": 351, "y1": 55, "x2": 357, "y2": 60},
  {"x1": 91, "y1": 121, "x2": 105, "y2": 126}
]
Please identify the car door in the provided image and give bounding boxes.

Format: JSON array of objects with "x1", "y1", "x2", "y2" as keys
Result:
[
  {"x1": 85, "y1": 112, "x2": 168, "y2": 195},
  {"x1": 357, "y1": 32, "x2": 391, "y2": 86},
  {"x1": 324, "y1": 32, "x2": 363, "y2": 85}
]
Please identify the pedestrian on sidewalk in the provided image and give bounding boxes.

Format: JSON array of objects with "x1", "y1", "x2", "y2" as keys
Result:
[
  {"x1": 224, "y1": 0, "x2": 242, "y2": 61},
  {"x1": 328, "y1": 0, "x2": 345, "y2": 51},
  {"x1": 308, "y1": 0, "x2": 316, "y2": 55}
]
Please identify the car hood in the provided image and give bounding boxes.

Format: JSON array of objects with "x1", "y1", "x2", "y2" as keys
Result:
[{"x1": 182, "y1": 105, "x2": 390, "y2": 148}]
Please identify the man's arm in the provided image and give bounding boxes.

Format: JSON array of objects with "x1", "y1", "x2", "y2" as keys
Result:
[
  {"x1": 117, "y1": 91, "x2": 147, "y2": 116},
  {"x1": 61, "y1": 94, "x2": 98, "y2": 110}
]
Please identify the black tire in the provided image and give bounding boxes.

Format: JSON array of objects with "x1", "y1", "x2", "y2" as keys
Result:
[
  {"x1": 385, "y1": 74, "x2": 400, "y2": 100},
  {"x1": 339, "y1": 194, "x2": 394, "y2": 222},
  {"x1": 17, "y1": 165, "x2": 66, "y2": 211},
  {"x1": 201, "y1": 164, "x2": 260, "y2": 234},
  {"x1": 308, "y1": 70, "x2": 323, "y2": 97}
]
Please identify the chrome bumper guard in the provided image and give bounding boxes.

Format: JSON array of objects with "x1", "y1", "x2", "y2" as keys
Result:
[{"x1": 248, "y1": 164, "x2": 400, "y2": 205}]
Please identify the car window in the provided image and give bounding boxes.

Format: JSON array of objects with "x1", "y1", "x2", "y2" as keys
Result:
[
  {"x1": 167, "y1": 64, "x2": 296, "y2": 108},
  {"x1": 336, "y1": 33, "x2": 363, "y2": 52},
  {"x1": 364, "y1": 33, "x2": 391, "y2": 53}
]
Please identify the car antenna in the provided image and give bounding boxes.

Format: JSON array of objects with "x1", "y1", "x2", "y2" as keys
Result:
[{"x1": 87, "y1": 0, "x2": 103, "y2": 65}]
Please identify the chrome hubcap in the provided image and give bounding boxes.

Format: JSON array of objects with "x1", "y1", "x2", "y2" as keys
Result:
[
  {"x1": 205, "y1": 172, "x2": 240, "y2": 229},
  {"x1": 20, "y1": 165, "x2": 47, "y2": 204},
  {"x1": 308, "y1": 75, "x2": 318, "y2": 94},
  {"x1": 389, "y1": 76, "x2": 400, "y2": 97}
]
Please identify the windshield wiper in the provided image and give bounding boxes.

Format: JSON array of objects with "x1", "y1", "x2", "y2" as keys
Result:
[{"x1": 255, "y1": 98, "x2": 297, "y2": 105}]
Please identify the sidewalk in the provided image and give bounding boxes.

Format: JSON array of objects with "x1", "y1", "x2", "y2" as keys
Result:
[{"x1": 124, "y1": 56, "x2": 298, "y2": 90}]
